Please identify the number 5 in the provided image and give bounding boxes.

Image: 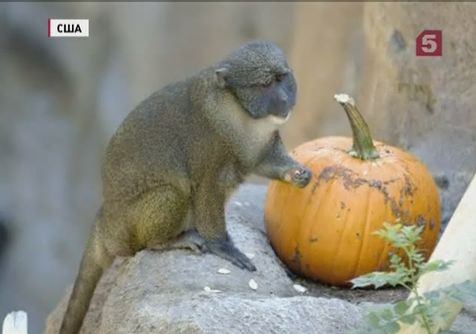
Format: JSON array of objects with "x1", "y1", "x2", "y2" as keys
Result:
[
  {"x1": 416, "y1": 30, "x2": 442, "y2": 56},
  {"x1": 421, "y1": 34, "x2": 437, "y2": 53}
]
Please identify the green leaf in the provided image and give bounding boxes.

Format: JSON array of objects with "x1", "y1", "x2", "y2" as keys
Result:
[
  {"x1": 380, "y1": 308, "x2": 395, "y2": 321},
  {"x1": 373, "y1": 222, "x2": 403, "y2": 244},
  {"x1": 394, "y1": 300, "x2": 410, "y2": 315},
  {"x1": 389, "y1": 254, "x2": 402, "y2": 265},
  {"x1": 381, "y1": 322, "x2": 400, "y2": 334},
  {"x1": 351, "y1": 221, "x2": 473, "y2": 334},
  {"x1": 412, "y1": 252, "x2": 426, "y2": 266},
  {"x1": 367, "y1": 312, "x2": 381, "y2": 327},
  {"x1": 401, "y1": 225, "x2": 423, "y2": 244},
  {"x1": 399, "y1": 314, "x2": 416, "y2": 324},
  {"x1": 419, "y1": 260, "x2": 454, "y2": 274},
  {"x1": 412, "y1": 302, "x2": 430, "y2": 315},
  {"x1": 351, "y1": 271, "x2": 407, "y2": 289}
]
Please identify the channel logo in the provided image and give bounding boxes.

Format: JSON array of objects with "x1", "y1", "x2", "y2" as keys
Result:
[
  {"x1": 416, "y1": 30, "x2": 442, "y2": 56},
  {"x1": 48, "y1": 19, "x2": 89, "y2": 38}
]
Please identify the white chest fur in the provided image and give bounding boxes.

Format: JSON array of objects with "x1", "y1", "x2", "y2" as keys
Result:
[{"x1": 212, "y1": 92, "x2": 290, "y2": 165}]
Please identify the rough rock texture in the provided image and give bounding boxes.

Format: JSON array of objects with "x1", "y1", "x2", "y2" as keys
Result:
[
  {"x1": 359, "y1": 3, "x2": 476, "y2": 227},
  {"x1": 44, "y1": 184, "x2": 476, "y2": 333},
  {"x1": 451, "y1": 311, "x2": 476, "y2": 334},
  {"x1": 44, "y1": 184, "x2": 363, "y2": 334}
]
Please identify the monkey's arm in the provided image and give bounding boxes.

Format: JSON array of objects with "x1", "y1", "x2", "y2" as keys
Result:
[
  {"x1": 193, "y1": 178, "x2": 256, "y2": 271},
  {"x1": 253, "y1": 132, "x2": 311, "y2": 187}
]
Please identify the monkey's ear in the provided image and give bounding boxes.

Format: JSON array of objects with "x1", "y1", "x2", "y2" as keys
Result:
[{"x1": 215, "y1": 68, "x2": 229, "y2": 88}]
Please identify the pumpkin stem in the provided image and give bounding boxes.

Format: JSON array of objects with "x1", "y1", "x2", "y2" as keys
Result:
[{"x1": 334, "y1": 94, "x2": 380, "y2": 160}]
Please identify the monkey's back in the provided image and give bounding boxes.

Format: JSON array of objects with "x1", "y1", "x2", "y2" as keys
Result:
[{"x1": 101, "y1": 79, "x2": 228, "y2": 203}]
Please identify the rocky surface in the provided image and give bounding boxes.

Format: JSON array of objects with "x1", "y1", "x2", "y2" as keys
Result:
[
  {"x1": 44, "y1": 184, "x2": 364, "y2": 333},
  {"x1": 44, "y1": 184, "x2": 476, "y2": 333}
]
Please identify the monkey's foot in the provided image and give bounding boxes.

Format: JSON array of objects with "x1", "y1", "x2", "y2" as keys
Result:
[
  {"x1": 202, "y1": 238, "x2": 256, "y2": 272},
  {"x1": 283, "y1": 166, "x2": 312, "y2": 188},
  {"x1": 174, "y1": 230, "x2": 207, "y2": 253},
  {"x1": 149, "y1": 230, "x2": 205, "y2": 253}
]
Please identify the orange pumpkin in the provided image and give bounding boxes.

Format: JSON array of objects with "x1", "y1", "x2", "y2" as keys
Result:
[{"x1": 264, "y1": 94, "x2": 441, "y2": 286}]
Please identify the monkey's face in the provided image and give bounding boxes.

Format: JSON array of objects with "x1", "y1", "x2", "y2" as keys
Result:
[
  {"x1": 231, "y1": 70, "x2": 297, "y2": 121},
  {"x1": 215, "y1": 41, "x2": 297, "y2": 123}
]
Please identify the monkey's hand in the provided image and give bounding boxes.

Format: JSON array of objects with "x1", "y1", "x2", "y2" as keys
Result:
[
  {"x1": 283, "y1": 166, "x2": 312, "y2": 188},
  {"x1": 202, "y1": 235, "x2": 256, "y2": 272},
  {"x1": 253, "y1": 133, "x2": 312, "y2": 188}
]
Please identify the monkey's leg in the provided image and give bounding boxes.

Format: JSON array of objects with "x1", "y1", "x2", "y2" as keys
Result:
[
  {"x1": 193, "y1": 181, "x2": 256, "y2": 272},
  {"x1": 254, "y1": 133, "x2": 311, "y2": 187},
  {"x1": 130, "y1": 185, "x2": 193, "y2": 250}
]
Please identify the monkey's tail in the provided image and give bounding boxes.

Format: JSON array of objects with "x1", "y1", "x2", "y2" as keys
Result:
[{"x1": 59, "y1": 221, "x2": 110, "y2": 334}]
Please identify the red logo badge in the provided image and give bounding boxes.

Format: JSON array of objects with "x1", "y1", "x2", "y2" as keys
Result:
[{"x1": 416, "y1": 30, "x2": 442, "y2": 56}]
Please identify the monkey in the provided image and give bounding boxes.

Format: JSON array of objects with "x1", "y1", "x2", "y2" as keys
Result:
[{"x1": 58, "y1": 40, "x2": 311, "y2": 334}]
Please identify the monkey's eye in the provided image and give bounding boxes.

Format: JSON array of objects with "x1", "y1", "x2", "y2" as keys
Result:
[
  {"x1": 276, "y1": 73, "x2": 288, "y2": 82},
  {"x1": 262, "y1": 78, "x2": 273, "y2": 87}
]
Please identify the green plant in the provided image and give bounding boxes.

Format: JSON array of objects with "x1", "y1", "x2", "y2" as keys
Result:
[{"x1": 350, "y1": 222, "x2": 476, "y2": 334}]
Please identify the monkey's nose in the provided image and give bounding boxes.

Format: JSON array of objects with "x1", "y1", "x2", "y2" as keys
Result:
[{"x1": 278, "y1": 92, "x2": 288, "y2": 104}]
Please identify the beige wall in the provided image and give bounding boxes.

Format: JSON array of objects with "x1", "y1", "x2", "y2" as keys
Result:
[
  {"x1": 284, "y1": 2, "x2": 365, "y2": 148},
  {"x1": 288, "y1": 2, "x2": 476, "y2": 226}
]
